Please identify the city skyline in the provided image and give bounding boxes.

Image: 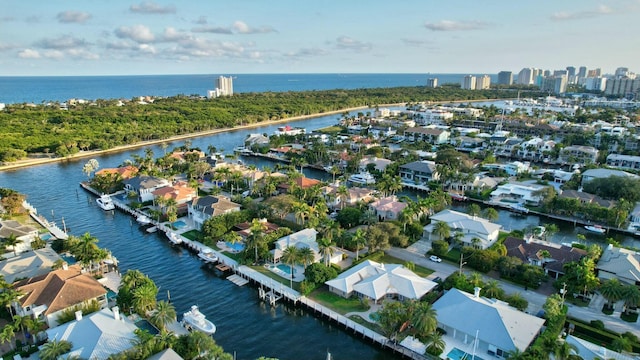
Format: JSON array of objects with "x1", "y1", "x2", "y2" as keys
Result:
[{"x1": 1, "y1": 0, "x2": 638, "y2": 76}]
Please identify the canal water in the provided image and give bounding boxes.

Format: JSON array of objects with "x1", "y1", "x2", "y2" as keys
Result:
[{"x1": 1, "y1": 109, "x2": 638, "y2": 359}]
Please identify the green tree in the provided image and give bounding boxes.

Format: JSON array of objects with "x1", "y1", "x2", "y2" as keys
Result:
[
  {"x1": 467, "y1": 203, "x2": 481, "y2": 217},
  {"x1": 351, "y1": 228, "x2": 367, "y2": 260},
  {"x1": 621, "y1": 284, "x2": 640, "y2": 315},
  {"x1": 3, "y1": 233, "x2": 23, "y2": 256},
  {"x1": 432, "y1": 221, "x2": 450, "y2": 241},
  {"x1": 40, "y1": 339, "x2": 73, "y2": 360},
  {"x1": 0, "y1": 324, "x2": 15, "y2": 352},
  {"x1": 150, "y1": 300, "x2": 177, "y2": 331},
  {"x1": 281, "y1": 245, "x2": 300, "y2": 288},
  {"x1": 424, "y1": 331, "x2": 446, "y2": 357},
  {"x1": 298, "y1": 246, "x2": 315, "y2": 270},
  {"x1": 599, "y1": 278, "x2": 624, "y2": 309},
  {"x1": 482, "y1": 207, "x2": 499, "y2": 221},
  {"x1": 410, "y1": 301, "x2": 438, "y2": 337}
]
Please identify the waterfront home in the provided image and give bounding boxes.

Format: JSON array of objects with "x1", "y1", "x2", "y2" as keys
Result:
[
  {"x1": 448, "y1": 173, "x2": 500, "y2": 195},
  {"x1": 325, "y1": 260, "x2": 437, "y2": 303},
  {"x1": 0, "y1": 246, "x2": 62, "y2": 283},
  {"x1": 152, "y1": 181, "x2": 198, "y2": 210},
  {"x1": 148, "y1": 349, "x2": 184, "y2": 360},
  {"x1": 270, "y1": 228, "x2": 338, "y2": 264},
  {"x1": 482, "y1": 161, "x2": 530, "y2": 176},
  {"x1": 45, "y1": 306, "x2": 138, "y2": 359},
  {"x1": 169, "y1": 150, "x2": 206, "y2": 163},
  {"x1": 234, "y1": 218, "x2": 280, "y2": 240},
  {"x1": 358, "y1": 156, "x2": 392, "y2": 173},
  {"x1": 596, "y1": 245, "x2": 640, "y2": 286},
  {"x1": 404, "y1": 127, "x2": 450, "y2": 144},
  {"x1": 0, "y1": 219, "x2": 39, "y2": 254},
  {"x1": 489, "y1": 181, "x2": 550, "y2": 206},
  {"x1": 451, "y1": 136, "x2": 485, "y2": 151},
  {"x1": 423, "y1": 209, "x2": 501, "y2": 249},
  {"x1": 322, "y1": 184, "x2": 375, "y2": 210},
  {"x1": 630, "y1": 202, "x2": 640, "y2": 225},
  {"x1": 411, "y1": 108, "x2": 454, "y2": 125},
  {"x1": 432, "y1": 288, "x2": 544, "y2": 357},
  {"x1": 367, "y1": 126, "x2": 396, "y2": 140},
  {"x1": 187, "y1": 195, "x2": 241, "y2": 230},
  {"x1": 123, "y1": 175, "x2": 171, "y2": 203},
  {"x1": 277, "y1": 176, "x2": 321, "y2": 194},
  {"x1": 503, "y1": 237, "x2": 587, "y2": 279},
  {"x1": 606, "y1": 153, "x2": 640, "y2": 171},
  {"x1": 559, "y1": 145, "x2": 599, "y2": 166},
  {"x1": 580, "y1": 168, "x2": 639, "y2": 187},
  {"x1": 94, "y1": 165, "x2": 138, "y2": 180},
  {"x1": 565, "y1": 335, "x2": 637, "y2": 360},
  {"x1": 532, "y1": 169, "x2": 575, "y2": 184},
  {"x1": 368, "y1": 196, "x2": 407, "y2": 221},
  {"x1": 399, "y1": 160, "x2": 439, "y2": 186},
  {"x1": 558, "y1": 189, "x2": 615, "y2": 209},
  {"x1": 12, "y1": 264, "x2": 108, "y2": 327},
  {"x1": 244, "y1": 133, "x2": 270, "y2": 147}
]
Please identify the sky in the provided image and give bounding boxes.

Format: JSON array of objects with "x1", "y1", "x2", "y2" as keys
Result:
[{"x1": 0, "y1": 0, "x2": 638, "y2": 76}]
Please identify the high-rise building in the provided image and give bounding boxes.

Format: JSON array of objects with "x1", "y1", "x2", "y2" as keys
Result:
[
  {"x1": 475, "y1": 75, "x2": 491, "y2": 90},
  {"x1": 541, "y1": 75, "x2": 567, "y2": 94},
  {"x1": 578, "y1": 66, "x2": 587, "y2": 78},
  {"x1": 585, "y1": 77, "x2": 607, "y2": 91},
  {"x1": 207, "y1": 75, "x2": 234, "y2": 98},
  {"x1": 427, "y1": 78, "x2": 438, "y2": 88},
  {"x1": 497, "y1": 71, "x2": 513, "y2": 85},
  {"x1": 462, "y1": 75, "x2": 476, "y2": 90},
  {"x1": 604, "y1": 78, "x2": 640, "y2": 97},
  {"x1": 566, "y1": 66, "x2": 576, "y2": 84},
  {"x1": 587, "y1": 68, "x2": 601, "y2": 77},
  {"x1": 543, "y1": 70, "x2": 551, "y2": 77},
  {"x1": 554, "y1": 70, "x2": 569, "y2": 77},
  {"x1": 517, "y1": 68, "x2": 534, "y2": 85}
]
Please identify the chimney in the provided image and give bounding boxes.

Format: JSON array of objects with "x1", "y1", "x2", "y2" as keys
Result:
[
  {"x1": 112, "y1": 306, "x2": 120, "y2": 321},
  {"x1": 474, "y1": 287, "x2": 481, "y2": 298},
  {"x1": 62, "y1": 262, "x2": 69, "y2": 270},
  {"x1": 75, "y1": 310, "x2": 83, "y2": 322}
]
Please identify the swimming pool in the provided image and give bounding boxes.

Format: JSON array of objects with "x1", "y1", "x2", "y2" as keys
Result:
[
  {"x1": 447, "y1": 347, "x2": 484, "y2": 360},
  {"x1": 135, "y1": 319, "x2": 159, "y2": 335},
  {"x1": 60, "y1": 254, "x2": 77, "y2": 264},
  {"x1": 40, "y1": 233, "x2": 53, "y2": 241},
  {"x1": 172, "y1": 220, "x2": 187, "y2": 229},
  {"x1": 276, "y1": 264, "x2": 295, "y2": 275},
  {"x1": 226, "y1": 241, "x2": 245, "y2": 252}
]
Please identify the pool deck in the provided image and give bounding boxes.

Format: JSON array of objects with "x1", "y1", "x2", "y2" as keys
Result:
[{"x1": 265, "y1": 263, "x2": 306, "y2": 282}]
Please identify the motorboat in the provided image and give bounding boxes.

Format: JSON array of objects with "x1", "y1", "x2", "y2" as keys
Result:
[
  {"x1": 348, "y1": 172, "x2": 376, "y2": 185},
  {"x1": 145, "y1": 225, "x2": 158, "y2": 233},
  {"x1": 96, "y1": 195, "x2": 115, "y2": 211},
  {"x1": 182, "y1": 305, "x2": 216, "y2": 335},
  {"x1": 166, "y1": 231, "x2": 183, "y2": 245},
  {"x1": 198, "y1": 249, "x2": 219, "y2": 263},
  {"x1": 584, "y1": 225, "x2": 606, "y2": 234},
  {"x1": 274, "y1": 125, "x2": 305, "y2": 136},
  {"x1": 448, "y1": 192, "x2": 468, "y2": 201},
  {"x1": 509, "y1": 204, "x2": 529, "y2": 214},
  {"x1": 136, "y1": 214, "x2": 152, "y2": 225}
]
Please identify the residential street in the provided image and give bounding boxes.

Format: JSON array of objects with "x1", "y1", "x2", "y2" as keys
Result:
[{"x1": 386, "y1": 243, "x2": 640, "y2": 335}]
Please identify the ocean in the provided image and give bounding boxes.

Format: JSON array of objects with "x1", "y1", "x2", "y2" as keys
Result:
[{"x1": 0, "y1": 73, "x2": 498, "y2": 104}]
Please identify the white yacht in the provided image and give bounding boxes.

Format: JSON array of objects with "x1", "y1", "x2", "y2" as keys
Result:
[
  {"x1": 197, "y1": 249, "x2": 219, "y2": 263},
  {"x1": 584, "y1": 225, "x2": 606, "y2": 234},
  {"x1": 182, "y1": 305, "x2": 216, "y2": 335},
  {"x1": 348, "y1": 172, "x2": 376, "y2": 185},
  {"x1": 96, "y1": 195, "x2": 115, "y2": 211},
  {"x1": 166, "y1": 231, "x2": 183, "y2": 245},
  {"x1": 136, "y1": 214, "x2": 152, "y2": 225}
]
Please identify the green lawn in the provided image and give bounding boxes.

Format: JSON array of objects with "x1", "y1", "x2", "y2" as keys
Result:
[
  {"x1": 308, "y1": 288, "x2": 370, "y2": 314},
  {"x1": 348, "y1": 314, "x2": 385, "y2": 334},
  {"x1": 250, "y1": 264, "x2": 302, "y2": 292}
]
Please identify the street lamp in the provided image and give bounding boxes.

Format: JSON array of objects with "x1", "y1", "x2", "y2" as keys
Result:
[{"x1": 459, "y1": 253, "x2": 468, "y2": 275}]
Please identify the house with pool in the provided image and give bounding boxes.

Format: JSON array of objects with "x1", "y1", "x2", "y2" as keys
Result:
[
  {"x1": 270, "y1": 228, "x2": 342, "y2": 265},
  {"x1": 432, "y1": 288, "x2": 544, "y2": 359},
  {"x1": 423, "y1": 209, "x2": 502, "y2": 249},
  {"x1": 187, "y1": 195, "x2": 241, "y2": 230},
  {"x1": 325, "y1": 260, "x2": 437, "y2": 303},
  {"x1": 123, "y1": 175, "x2": 170, "y2": 203}
]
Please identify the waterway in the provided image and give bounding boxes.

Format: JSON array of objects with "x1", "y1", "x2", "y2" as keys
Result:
[{"x1": 1, "y1": 109, "x2": 638, "y2": 359}]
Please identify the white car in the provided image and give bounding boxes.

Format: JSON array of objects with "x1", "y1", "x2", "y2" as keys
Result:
[{"x1": 429, "y1": 255, "x2": 442, "y2": 263}]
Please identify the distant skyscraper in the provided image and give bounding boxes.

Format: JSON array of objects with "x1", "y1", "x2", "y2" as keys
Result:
[
  {"x1": 497, "y1": 71, "x2": 513, "y2": 85},
  {"x1": 462, "y1": 75, "x2": 476, "y2": 90},
  {"x1": 476, "y1": 75, "x2": 491, "y2": 90},
  {"x1": 517, "y1": 68, "x2": 534, "y2": 85},
  {"x1": 587, "y1": 68, "x2": 602, "y2": 77},
  {"x1": 553, "y1": 70, "x2": 568, "y2": 77},
  {"x1": 605, "y1": 78, "x2": 640, "y2": 97},
  {"x1": 427, "y1": 78, "x2": 438, "y2": 88},
  {"x1": 585, "y1": 77, "x2": 607, "y2": 91},
  {"x1": 541, "y1": 75, "x2": 567, "y2": 94},
  {"x1": 566, "y1": 66, "x2": 576, "y2": 84},
  {"x1": 207, "y1": 75, "x2": 234, "y2": 98},
  {"x1": 578, "y1": 66, "x2": 587, "y2": 78},
  {"x1": 543, "y1": 70, "x2": 551, "y2": 77}
]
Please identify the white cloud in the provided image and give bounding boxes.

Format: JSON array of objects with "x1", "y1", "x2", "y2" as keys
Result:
[
  {"x1": 56, "y1": 11, "x2": 92, "y2": 24},
  {"x1": 130, "y1": 1, "x2": 176, "y2": 14},
  {"x1": 43, "y1": 50, "x2": 65, "y2": 59},
  {"x1": 551, "y1": 5, "x2": 613, "y2": 20},
  {"x1": 232, "y1": 20, "x2": 276, "y2": 34},
  {"x1": 18, "y1": 49, "x2": 40, "y2": 58},
  {"x1": 192, "y1": 25, "x2": 233, "y2": 34},
  {"x1": 115, "y1": 25, "x2": 155, "y2": 43},
  {"x1": 162, "y1": 27, "x2": 191, "y2": 42},
  {"x1": 335, "y1": 36, "x2": 372, "y2": 52},
  {"x1": 284, "y1": 47, "x2": 329, "y2": 58},
  {"x1": 35, "y1": 35, "x2": 89, "y2": 50},
  {"x1": 424, "y1": 20, "x2": 489, "y2": 31}
]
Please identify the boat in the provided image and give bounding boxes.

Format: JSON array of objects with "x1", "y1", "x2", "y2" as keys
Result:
[
  {"x1": 136, "y1": 215, "x2": 152, "y2": 225},
  {"x1": 509, "y1": 204, "x2": 529, "y2": 214},
  {"x1": 448, "y1": 192, "x2": 468, "y2": 201},
  {"x1": 197, "y1": 249, "x2": 219, "y2": 264},
  {"x1": 166, "y1": 231, "x2": 183, "y2": 245},
  {"x1": 533, "y1": 226, "x2": 546, "y2": 238},
  {"x1": 274, "y1": 125, "x2": 305, "y2": 136},
  {"x1": 348, "y1": 172, "x2": 376, "y2": 185},
  {"x1": 146, "y1": 225, "x2": 158, "y2": 233},
  {"x1": 182, "y1": 305, "x2": 216, "y2": 335},
  {"x1": 96, "y1": 195, "x2": 115, "y2": 211},
  {"x1": 584, "y1": 225, "x2": 606, "y2": 234}
]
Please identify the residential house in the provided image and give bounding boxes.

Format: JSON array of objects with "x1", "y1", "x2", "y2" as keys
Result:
[
  {"x1": 581, "y1": 168, "x2": 639, "y2": 187},
  {"x1": 277, "y1": 176, "x2": 321, "y2": 194},
  {"x1": 169, "y1": 150, "x2": 206, "y2": 163},
  {"x1": 369, "y1": 196, "x2": 407, "y2": 221},
  {"x1": 234, "y1": 218, "x2": 280, "y2": 240},
  {"x1": 244, "y1": 133, "x2": 270, "y2": 147},
  {"x1": 399, "y1": 160, "x2": 439, "y2": 186},
  {"x1": 187, "y1": 195, "x2": 241, "y2": 230},
  {"x1": 452, "y1": 136, "x2": 485, "y2": 150},
  {"x1": 565, "y1": 335, "x2": 637, "y2": 360},
  {"x1": 325, "y1": 260, "x2": 437, "y2": 303},
  {"x1": 432, "y1": 288, "x2": 545, "y2": 357},
  {"x1": 559, "y1": 145, "x2": 599, "y2": 165},
  {"x1": 0, "y1": 219, "x2": 39, "y2": 254},
  {"x1": 404, "y1": 127, "x2": 450, "y2": 144},
  {"x1": 412, "y1": 108, "x2": 454, "y2": 125},
  {"x1": 94, "y1": 165, "x2": 138, "y2": 180},
  {"x1": 323, "y1": 184, "x2": 375, "y2": 210},
  {"x1": 503, "y1": 237, "x2": 587, "y2": 279},
  {"x1": 368, "y1": 126, "x2": 396, "y2": 140},
  {"x1": 45, "y1": 306, "x2": 139, "y2": 359},
  {"x1": 152, "y1": 181, "x2": 198, "y2": 214},
  {"x1": 12, "y1": 265, "x2": 108, "y2": 327},
  {"x1": 606, "y1": 153, "x2": 640, "y2": 171},
  {"x1": 630, "y1": 202, "x2": 640, "y2": 224},
  {"x1": 490, "y1": 181, "x2": 550, "y2": 206},
  {"x1": 558, "y1": 189, "x2": 616, "y2": 209},
  {"x1": 270, "y1": 228, "x2": 339, "y2": 264},
  {"x1": 482, "y1": 161, "x2": 530, "y2": 176},
  {"x1": 0, "y1": 247, "x2": 62, "y2": 283},
  {"x1": 148, "y1": 348, "x2": 184, "y2": 360},
  {"x1": 123, "y1": 175, "x2": 171, "y2": 203},
  {"x1": 596, "y1": 245, "x2": 640, "y2": 286},
  {"x1": 359, "y1": 156, "x2": 392, "y2": 173},
  {"x1": 423, "y1": 209, "x2": 502, "y2": 249}
]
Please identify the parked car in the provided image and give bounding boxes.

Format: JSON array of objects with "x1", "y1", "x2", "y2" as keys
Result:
[{"x1": 429, "y1": 255, "x2": 442, "y2": 263}]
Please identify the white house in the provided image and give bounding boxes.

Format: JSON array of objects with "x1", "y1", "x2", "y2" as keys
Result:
[
  {"x1": 581, "y1": 168, "x2": 639, "y2": 187},
  {"x1": 432, "y1": 288, "x2": 545, "y2": 357},
  {"x1": 325, "y1": 260, "x2": 437, "y2": 303},
  {"x1": 596, "y1": 245, "x2": 640, "y2": 286},
  {"x1": 0, "y1": 246, "x2": 62, "y2": 283},
  {"x1": 423, "y1": 209, "x2": 502, "y2": 249},
  {"x1": 45, "y1": 307, "x2": 139, "y2": 359},
  {"x1": 271, "y1": 228, "x2": 342, "y2": 265},
  {"x1": 0, "y1": 219, "x2": 40, "y2": 255},
  {"x1": 490, "y1": 181, "x2": 549, "y2": 206},
  {"x1": 123, "y1": 175, "x2": 171, "y2": 203},
  {"x1": 187, "y1": 195, "x2": 241, "y2": 230},
  {"x1": 606, "y1": 153, "x2": 640, "y2": 171}
]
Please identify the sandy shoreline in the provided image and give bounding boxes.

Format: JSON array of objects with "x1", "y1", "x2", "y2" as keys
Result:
[{"x1": 0, "y1": 105, "x2": 383, "y2": 172}]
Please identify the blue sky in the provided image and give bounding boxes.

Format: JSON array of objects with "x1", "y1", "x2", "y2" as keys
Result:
[{"x1": 0, "y1": 0, "x2": 637, "y2": 76}]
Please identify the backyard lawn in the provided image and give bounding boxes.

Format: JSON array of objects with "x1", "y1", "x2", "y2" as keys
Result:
[{"x1": 309, "y1": 288, "x2": 370, "y2": 314}]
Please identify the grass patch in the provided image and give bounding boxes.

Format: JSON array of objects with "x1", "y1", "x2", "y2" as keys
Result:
[
  {"x1": 620, "y1": 312, "x2": 638, "y2": 323},
  {"x1": 348, "y1": 314, "x2": 385, "y2": 333},
  {"x1": 308, "y1": 288, "x2": 369, "y2": 315},
  {"x1": 249, "y1": 265, "x2": 302, "y2": 292},
  {"x1": 362, "y1": 252, "x2": 434, "y2": 277},
  {"x1": 565, "y1": 296, "x2": 590, "y2": 307},
  {"x1": 315, "y1": 125, "x2": 344, "y2": 134},
  {"x1": 180, "y1": 230, "x2": 203, "y2": 242}
]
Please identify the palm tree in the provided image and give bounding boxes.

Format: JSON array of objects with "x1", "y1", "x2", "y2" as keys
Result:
[
  {"x1": 121, "y1": 269, "x2": 148, "y2": 289},
  {"x1": 612, "y1": 335, "x2": 633, "y2": 353},
  {"x1": 467, "y1": 203, "x2": 481, "y2": 217},
  {"x1": 621, "y1": 284, "x2": 640, "y2": 315},
  {"x1": 317, "y1": 237, "x2": 335, "y2": 266},
  {"x1": 292, "y1": 202, "x2": 310, "y2": 226},
  {"x1": 72, "y1": 232, "x2": 102, "y2": 272},
  {"x1": 336, "y1": 185, "x2": 349, "y2": 210},
  {"x1": 411, "y1": 301, "x2": 437, "y2": 337},
  {"x1": 432, "y1": 221, "x2": 450, "y2": 241},
  {"x1": 360, "y1": 208, "x2": 378, "y2": 229},
  {"x1": 39, "y1": 339, "x2": 73, "y2": 360},
  {"x1": 3, "y1": 233, "x2": 23, "y2": 256},
  {"x1": 132, "y1": 283, "x2": 158, "y2": 316},
  {"x1": 150, "y1": 300, "x2": 177, "y2": 331},
  {"x1": 424, "y1": 331, "x2": 446, "y2": 356},
  {"x1": 165, "y1": 198, "x2": 178, "y2": 223},
  {"x1": 281, "y1": 246, "x2": 300, "y2": 288},
  {"x1": 24, "y1": 317, "x2": 45, "y2": 344},
  {"x1": 298, "y1": 247, "x2": 315, "y2": 270},
  {"x1": 482, "y1": 207, "x2": 499, "y2": 221},
  {"x1": 482, "y1": 280, "x2": 504, "y2": 299},
  {"x1": 352, "y1": 228, "x2": 367, "y2": 260},
  {"x1": 554, "y1": 340, "x2": 578, "y2": 360},
  {"x1": 0, "y1": 324, "x2": 15, "y2": 352},
  {"x1": 246, "y1": 218, "x2": 267, "y2": 263},
  {"x1": 505, "y1": 348, "x2": 526, "y2": 360},
  {"x1": 599, "y1": 278, "x2": 624, "y2": 310}
]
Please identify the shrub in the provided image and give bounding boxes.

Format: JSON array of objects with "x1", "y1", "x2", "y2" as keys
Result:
[{"x1": 590, "y1": 320, "x2": 605, "y2": 330}]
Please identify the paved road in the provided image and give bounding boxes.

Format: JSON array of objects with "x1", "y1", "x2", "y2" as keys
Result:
[{"x1": 386, "y1": 245, "x2": 640, "y2": 335}]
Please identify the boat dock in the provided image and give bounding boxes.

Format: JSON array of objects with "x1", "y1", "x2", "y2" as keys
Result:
[
  {"x1": 24, "y1": 201, "x2": 69, "y2": 240},
  {"x1": 227, "y1": 274, "x2": 249, "y2": 286}
]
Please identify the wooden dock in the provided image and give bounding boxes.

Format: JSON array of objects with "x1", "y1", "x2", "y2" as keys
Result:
[{"x1": 227, "y1": 274, "x2": 249, "y2": 286}]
